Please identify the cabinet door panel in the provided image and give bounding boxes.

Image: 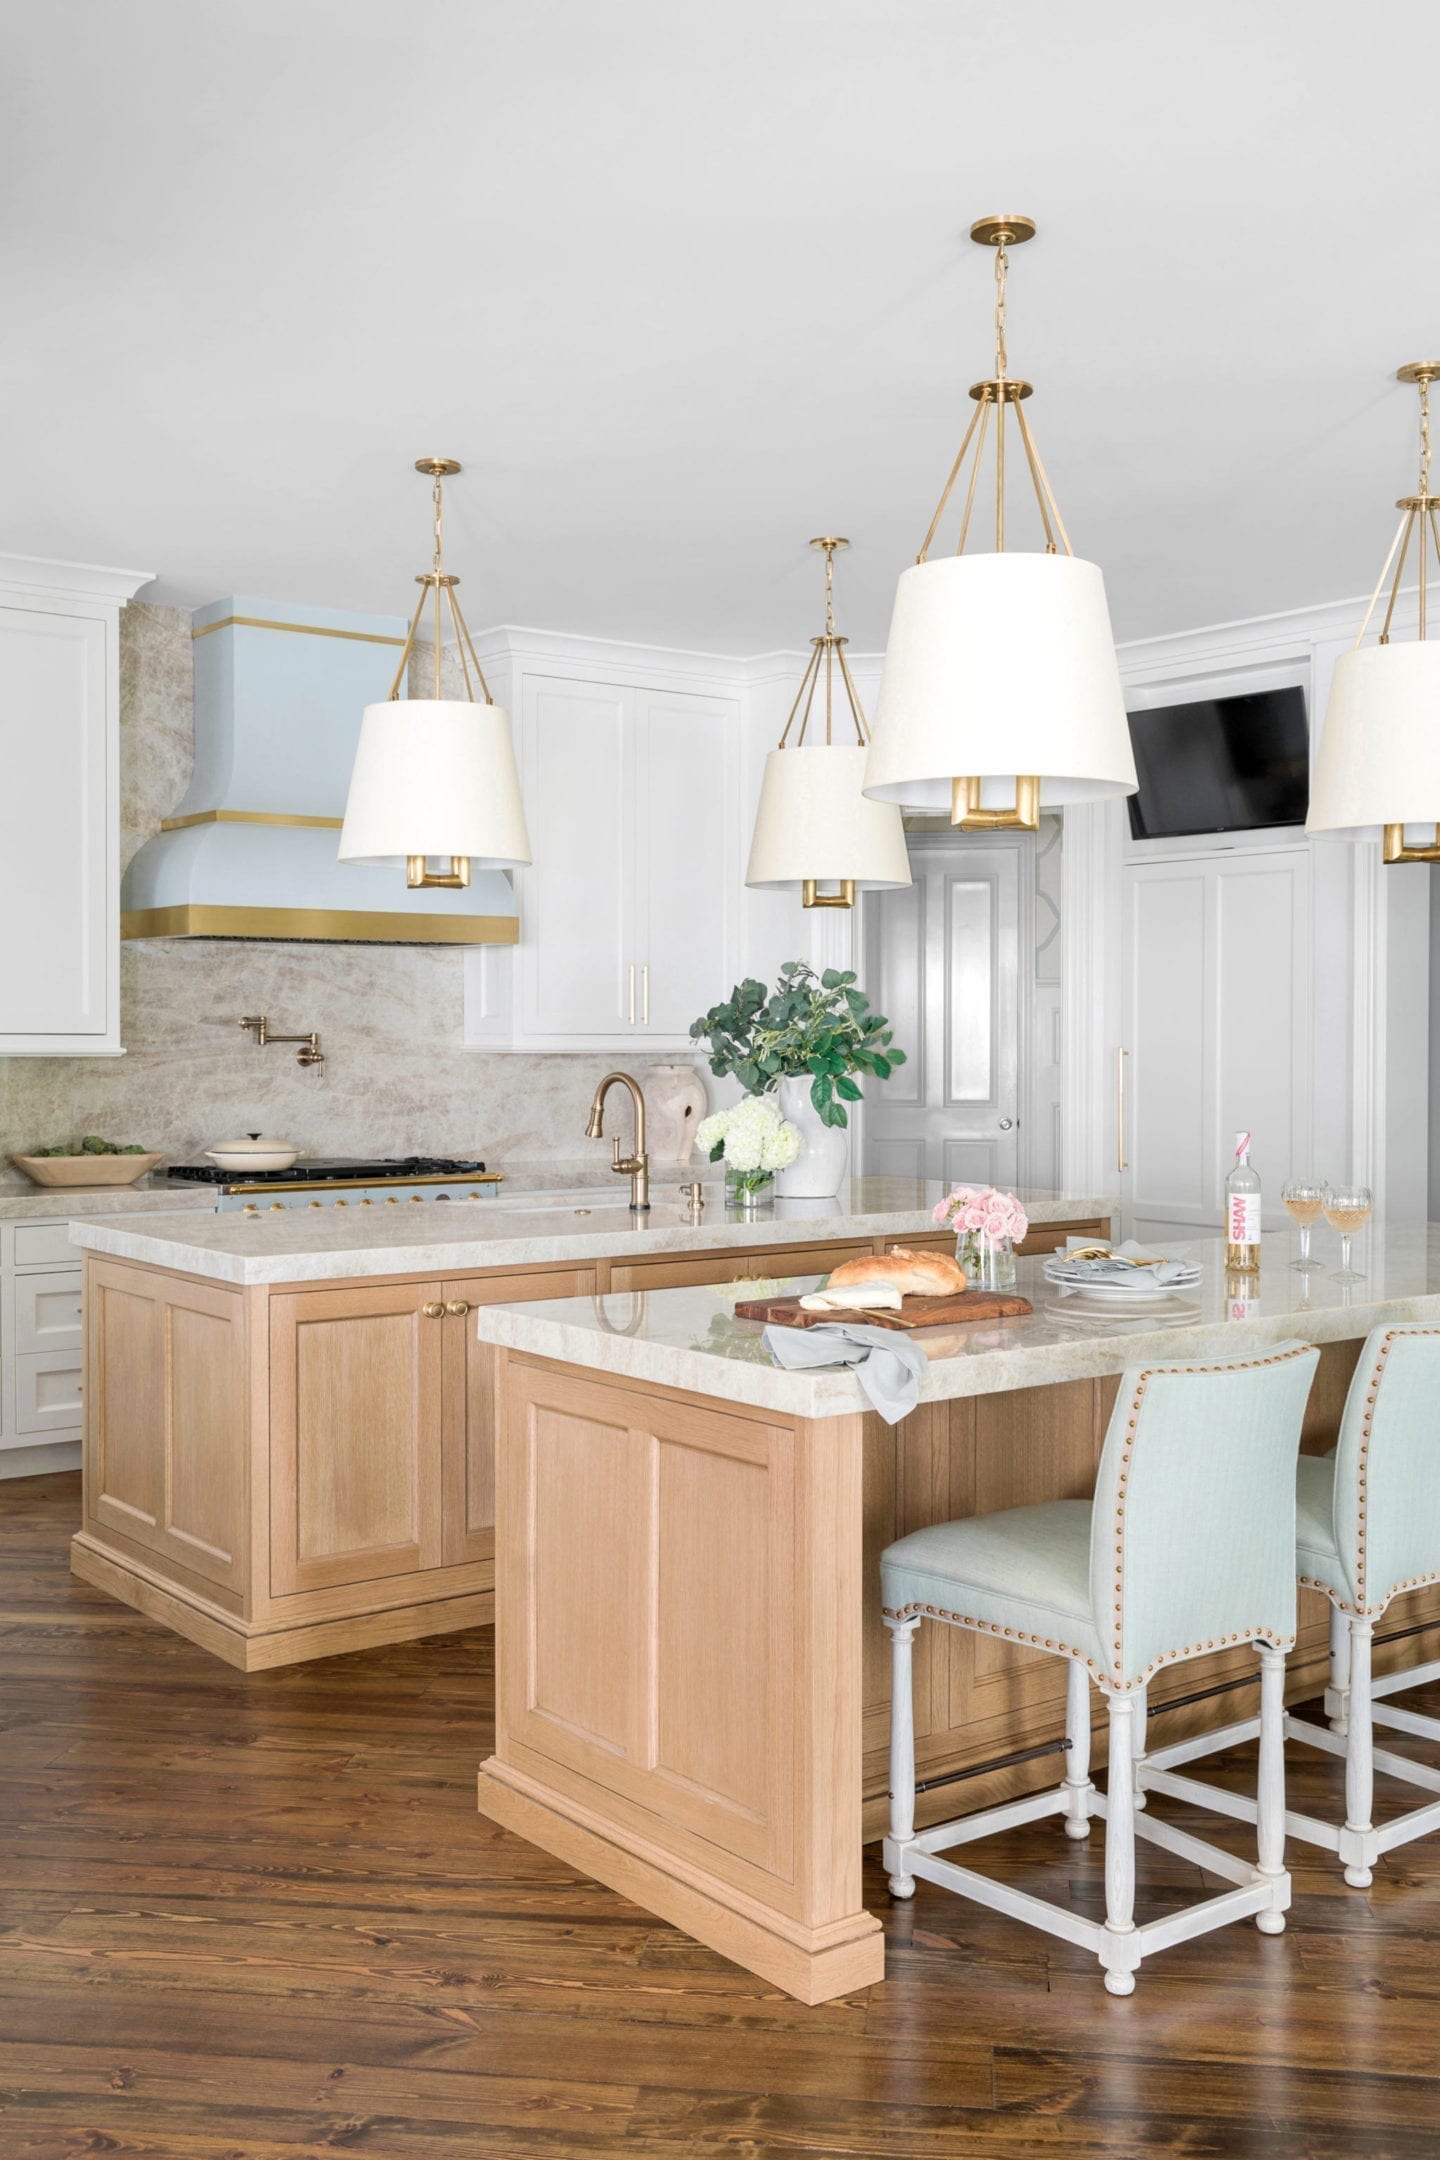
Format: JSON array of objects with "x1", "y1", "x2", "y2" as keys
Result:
[
  {"x1": 519, "y1": 679, "x2": 633, "y2": 1037},
  {"x1": 270, "y1": 1284, "x2": 442, "y2": 1595},
  {"x1": 634, "y1": 689, "x2": 734, "y2": 1036},
  {"x1": 441, "y1": 1267, "x2": 597, "y2": 1567},
  {"x1": 85, "y1": 1259, "x2": 246, "y2": 1591},
  {"x1": 0, "y1": 606, "x2": 109, "y2": 1038}
]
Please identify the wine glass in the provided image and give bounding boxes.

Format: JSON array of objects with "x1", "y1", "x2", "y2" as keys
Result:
[
  {"x1": 1282, "y1": 1181, "x2": 1327, "y2": 1271},
  {"x1": 1324, "y1": 1186, "x2": 1372, "y2": 1283}
]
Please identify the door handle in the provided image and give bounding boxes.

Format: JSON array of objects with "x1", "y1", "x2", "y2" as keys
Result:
[
  {"x1": 642, "y1": 964, "x2": 649, "y2": 1026},
  {"x1": 998, "y1": 1116, "x2": 1014, "y2": 1131},
  {"x1": 629, "y1": 963, "x2": 636, "y2": 1025},
  {"x1": 422, "y1": 1301, "x2": 445, "y2": 1319},
  {"x1": 1116, "y1": 1048, "x2": 1129, "y2": 1173},
  {"x1": 445, "y1": 1300, "x2": 470, "y2": 1317}
]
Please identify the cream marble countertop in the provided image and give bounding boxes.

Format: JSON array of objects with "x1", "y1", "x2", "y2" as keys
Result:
[
  {"x1": 65, "y1": 1179, "x2": 1115, "y2": 1284},
  {"x1": 0, "y1": 1180, "x2": 218, "y2": 1223},
  {"x1": 469, "y1": 1228, "x2": 1438, "y2": 1420}
]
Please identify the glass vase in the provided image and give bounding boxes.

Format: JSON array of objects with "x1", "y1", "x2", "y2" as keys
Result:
[
  {"x1": 726, "y1": 1166, "x2": 775, "y2": 1213},
  {"x1": 955, "y1": 1228, "x2": 1016, "y2": 1292}
]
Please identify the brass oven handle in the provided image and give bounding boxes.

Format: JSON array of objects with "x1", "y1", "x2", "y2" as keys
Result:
[
  {"x1": 445, "y1": 1300, "x2": 470, "y2": 1317},
  {"x1": 642, "y1": 964, "x2": 649, "y2": 1025},
  {"x1": 1116, "y1": 1047, "x2": 1128, "y2": 1174},
  {"x1": 422, "y1": 1301, "x2": 445, "y2": 1319},
  {"x1": 629, "y1": 963, "x2": 636, "y2": 1025}
]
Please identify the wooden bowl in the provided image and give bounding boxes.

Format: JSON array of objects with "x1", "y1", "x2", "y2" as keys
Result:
[{"x1": 12, "y1": 1151, "x2": 165, "y2": 1189}]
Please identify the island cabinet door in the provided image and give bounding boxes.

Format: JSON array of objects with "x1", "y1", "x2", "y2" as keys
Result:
[
  {"x1": 84, "y1": 1259, "x2": 247, "y2": 1594},
  {"x1": 439, "y1": 1268, "x2": 597, "y2": 1568},
  {"x1": 499, "y1": 1362, "x2": 800, "y2": 1883},
  {"x1": 269, "y1": 1284, "x2": 443, "y2": 1596}
]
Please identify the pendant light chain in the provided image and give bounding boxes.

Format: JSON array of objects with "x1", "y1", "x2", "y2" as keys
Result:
[
  {"x1": 775, "y1": 538, "x2": 870, "y2": 751},
  {"x1": 914, "y1": 215, "x2": 1072, "y2": 566},
  {"x1": 384, "y1": 460, "x2": 495, "y2": 707}
]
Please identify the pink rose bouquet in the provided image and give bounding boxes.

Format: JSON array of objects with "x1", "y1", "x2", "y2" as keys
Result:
[{"x1": 932, "y1": 1184, "x2": 1028, "y2": 1291}]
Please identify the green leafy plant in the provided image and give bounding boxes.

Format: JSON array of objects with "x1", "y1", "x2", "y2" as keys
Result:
[
  {"x1": 30, "y1": 1135, "x2": 148, "y2": 1158},
  {"x1": 689, "y1": 961, "x2": 907, "y2": 1130}
]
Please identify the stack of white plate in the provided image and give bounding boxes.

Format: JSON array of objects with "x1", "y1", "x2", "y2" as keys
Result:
[{"x1": 1042, "y1": 1248, "x2": 1203, "y2": 1302}]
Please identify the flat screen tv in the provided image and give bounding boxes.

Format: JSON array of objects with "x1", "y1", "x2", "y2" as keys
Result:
[{"x1": 1124, "y1": 685, "x2": 1309, "y2": 841}]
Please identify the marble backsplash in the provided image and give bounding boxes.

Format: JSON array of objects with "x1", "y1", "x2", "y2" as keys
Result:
[{"x1": 0, "y1": 603, "x2": 706, "y2": 1186}]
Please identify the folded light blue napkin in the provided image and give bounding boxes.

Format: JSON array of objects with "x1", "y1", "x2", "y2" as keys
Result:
[{"x1": 763, "y1": 1321, "x2": 926, "y2": 1425}]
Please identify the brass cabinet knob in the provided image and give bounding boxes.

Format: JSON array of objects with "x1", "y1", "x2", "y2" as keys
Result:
[
  {"x1": 445, "y1": 1299, "x2": 469, "y2": 1316},
  {"x1": 422, "y1": 1301, "x2": 445, "y2": 1319}
]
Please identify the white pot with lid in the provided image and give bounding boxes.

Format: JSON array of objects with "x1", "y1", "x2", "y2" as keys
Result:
[{"x1": 205, "y1": 1132, "x2": 302, "y2": 1172}]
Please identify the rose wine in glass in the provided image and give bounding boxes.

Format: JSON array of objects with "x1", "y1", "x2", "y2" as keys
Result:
[
  {"x1": 1282, "y1": 1181, "x2": 1326, "y2": 1271},
  {"x1": 1324, "y1": 1186, "x2": 1372, "y2": 1282}
]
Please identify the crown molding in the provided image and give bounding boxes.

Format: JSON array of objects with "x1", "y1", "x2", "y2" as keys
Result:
[{"x1": 0, "y1": 553, "x2": 154, "y2": 607}]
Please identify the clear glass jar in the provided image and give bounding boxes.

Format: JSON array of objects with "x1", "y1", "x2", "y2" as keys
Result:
[
  {"x1": 955, "y1": 1228, "x2": 1016, "y2": 1292},
  {"x1": 726, "y1": 1166, "x2": 774, "y2": 1212}
]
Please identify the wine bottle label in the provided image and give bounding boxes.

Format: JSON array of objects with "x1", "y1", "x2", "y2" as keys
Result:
[{"x1": 1227, "y1": 1194, "x2": 1261, "y2": 1244}]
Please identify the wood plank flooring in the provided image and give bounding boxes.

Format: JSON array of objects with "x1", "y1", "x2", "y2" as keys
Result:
[{"x1": 3, "y1": 1473, "x2": 1440, "y2": 2157}]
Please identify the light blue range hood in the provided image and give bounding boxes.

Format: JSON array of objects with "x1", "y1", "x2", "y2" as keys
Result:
[{"x1": 121, "y1": 597, "x2": 519, "y2": 945}]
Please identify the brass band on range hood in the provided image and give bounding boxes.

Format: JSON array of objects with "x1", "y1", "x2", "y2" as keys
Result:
[{"x1": 121, "y1": 904, "x2": 519, "y2": 945}]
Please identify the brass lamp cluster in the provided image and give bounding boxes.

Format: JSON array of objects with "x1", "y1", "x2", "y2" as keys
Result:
[{"x1": 343, "y1": 222, "x2": 1438, "y2": 901}]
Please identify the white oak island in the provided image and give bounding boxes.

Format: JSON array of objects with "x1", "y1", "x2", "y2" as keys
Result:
[
  {"x1": 470, "y1": 1228, "x2": 1440, "y2": 2002},
  {"x1": 65, "y1": 1181, "x2": 1110, "y2": 1671}
]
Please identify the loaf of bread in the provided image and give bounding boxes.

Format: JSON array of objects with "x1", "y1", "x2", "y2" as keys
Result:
[{"x1": 826, "y1": 1246, "x2": 967, "y2": 1299}]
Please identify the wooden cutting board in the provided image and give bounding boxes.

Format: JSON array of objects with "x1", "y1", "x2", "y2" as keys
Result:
[{"x1": 732, "y1": 1288, "x2": 1033, "y2": 1332}]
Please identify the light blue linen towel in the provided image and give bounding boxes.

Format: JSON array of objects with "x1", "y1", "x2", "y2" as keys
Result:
[{"x1": 763, "y1": 1321, "x2": 926, "y2": 1425}]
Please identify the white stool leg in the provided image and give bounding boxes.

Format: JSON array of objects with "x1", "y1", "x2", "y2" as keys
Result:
[
  {"x1": 1130, "y1": 1681, "x2": 1149, "y2": 1810},
  {"x1": 1255, "y1": 1644, "x2": 1289, "y2": 1932},
  {"x1": 1326, "y1": 1602, "x2": 1351, "y2": 1736},
  {"x1": 1063, "y1": 1659, "x2": 1094, "y2": 1839},
  {"x1": 1100, "y1": 1693, "x2": 1139, "y2": 1995},
  {"x1": 885, "y1": 1616, "x2": 922, "y2": 1898},
  {"x1": 1343, "y1": 1616, "x2": 1375, "y2": 1888}
]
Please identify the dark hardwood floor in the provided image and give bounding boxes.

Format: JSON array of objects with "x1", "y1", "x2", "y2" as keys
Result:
[{"x1": 3, "y1": 1474, "x2": 1440, "y2": 2158}]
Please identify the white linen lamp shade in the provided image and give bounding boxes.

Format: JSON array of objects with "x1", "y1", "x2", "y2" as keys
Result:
[
  {"x1": 339, "y1": 698, "x2": 531, "y2": 870},
  {"x1": 746, "y1": 744, "x2": 912, "y2": 894},
  {"x1": 1306, "y1": 362, "x2": 1440, "y2": 863},
  {"x1": 863, "y1": 551, "x2": 1136, "y2": 814}
]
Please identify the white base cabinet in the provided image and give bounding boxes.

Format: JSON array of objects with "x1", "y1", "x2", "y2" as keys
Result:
[
  {"x1": 0, "y1": 555, "x2": 151, "y2": 1056},
  {"x1": 1, "y1": 1219, "x2": 86, "y2": 1474}
]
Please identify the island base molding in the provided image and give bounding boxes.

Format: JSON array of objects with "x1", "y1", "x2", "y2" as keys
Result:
[
  {"x1": 70, "y1": 1530, "x2": 494, "y2": 1671},
  {"x1": 476, "y1": 1759, "x2": 884, "y2": 2004}
]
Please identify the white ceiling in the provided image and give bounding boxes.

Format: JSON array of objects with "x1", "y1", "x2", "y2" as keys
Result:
[{"x1": 3, "y1": 0, "x2": 1437, "y2": 653}]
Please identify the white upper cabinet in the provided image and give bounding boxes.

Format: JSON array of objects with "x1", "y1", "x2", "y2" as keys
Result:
[
  {"x1": 476, "y1": 657, "x2": 740, "y2": 1052},
  {"x1": 0, "y1": 557, "x2": 150, "y2": 1055}
]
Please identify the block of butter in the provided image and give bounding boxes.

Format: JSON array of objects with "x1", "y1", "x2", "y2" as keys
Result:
[{"x1": 798, "y1": 1281, "x2": 904, "y2": 1314}]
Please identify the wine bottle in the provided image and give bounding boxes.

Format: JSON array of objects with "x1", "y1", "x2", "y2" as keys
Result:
[{"x1": 1225, "y1": 1131, "x2": 1261, "y2": 1273}]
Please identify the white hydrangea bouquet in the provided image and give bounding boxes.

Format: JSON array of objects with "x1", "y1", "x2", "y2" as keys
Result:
[{"x1": 695, "y1": 1097, "x2": 801, "y2": 1207}]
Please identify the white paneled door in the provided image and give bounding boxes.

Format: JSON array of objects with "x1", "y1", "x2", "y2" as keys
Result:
[
  {"x1": 520, "y1": 678, "x2": 632, "y2": 1038},
  {"x1": 1120, "y1": 846, "x2": 1311, "y2": 1242},
  {"x1": 860, "y1": 836, "x2": 1022, "y2": 1185}
]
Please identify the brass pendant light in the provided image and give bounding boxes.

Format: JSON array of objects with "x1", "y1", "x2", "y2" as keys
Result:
[
  {"x1": 745, "y1": 539, "x2": 911, "y2": 907},
  {"x1": 863, "y1": 216, "x2": 1136, "y2": 828},
  {"x1": 339, "y1": 458, "x2": 531, "y2": 889},
  {"x1": 1307, "y1": 362, "x2": 1440, "y2": 862}
]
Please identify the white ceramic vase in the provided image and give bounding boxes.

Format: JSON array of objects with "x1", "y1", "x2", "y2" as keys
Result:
[
  {"x1": 774, "y1": 1073, "x2": 850, "y2": 1199},
  {"x1": 647, "y1": 1064, "x2": 709, "y2": 1164}
]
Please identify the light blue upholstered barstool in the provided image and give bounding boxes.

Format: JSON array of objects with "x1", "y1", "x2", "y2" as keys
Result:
[
  {"x1": 881, "y1": 1341, "x2": 1319, "y2": 1995},
  {"x1": 1145, "y1": 1323, "x2": 1440, "y2": 1887}
]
